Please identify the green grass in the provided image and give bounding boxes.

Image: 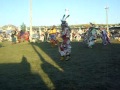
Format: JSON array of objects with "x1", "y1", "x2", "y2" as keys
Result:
[{"x1": 0, "y1": 40, "x2": 120, "y2": 90}]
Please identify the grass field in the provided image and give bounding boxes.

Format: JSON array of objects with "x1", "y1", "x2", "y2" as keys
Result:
[{"x1": 0, "y1": 40, "x2": 120, "y2": 90}]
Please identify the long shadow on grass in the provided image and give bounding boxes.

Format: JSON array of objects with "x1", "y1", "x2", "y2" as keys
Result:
[
  {"x1": 31, "y1": 41, "x2": 120, "y2": 90},
  {"x1": 0, "y1": 55, "x2": 48, "y2": 90},
  {"x1": 31, "y1": 43, "x2": 64, "y2": 90}
]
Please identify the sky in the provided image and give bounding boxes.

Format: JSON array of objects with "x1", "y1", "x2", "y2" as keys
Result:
[{"x1": 0, "y1": 0, "x2": 120, "y2": 27}]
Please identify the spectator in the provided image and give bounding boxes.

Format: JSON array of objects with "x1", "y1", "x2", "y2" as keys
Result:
[{"x1": 11, "y1": 30, "x2": 16, "y2": 44}]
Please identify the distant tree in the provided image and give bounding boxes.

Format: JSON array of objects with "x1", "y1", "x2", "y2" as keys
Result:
[
  {"x1": 2, "y1": 24, "x2": 16, "y2": 30},
  {"x1": 21, "y1": 23, "x2": 26, "y2": 32}
]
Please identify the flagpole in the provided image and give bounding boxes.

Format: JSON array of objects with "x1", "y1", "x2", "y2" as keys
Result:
[{"x1": 29, "y1": 0, "x2": 33, "y2": 42}]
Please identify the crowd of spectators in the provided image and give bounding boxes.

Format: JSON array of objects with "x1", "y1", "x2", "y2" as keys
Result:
[{"x1": 0, "y1": 27, "x2": 120, "y2": 43}]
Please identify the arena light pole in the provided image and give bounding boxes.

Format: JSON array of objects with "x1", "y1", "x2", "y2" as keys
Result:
[
  {"x1": 105, "y1": 6, "x2": 110, "y2": 37},
  {"x1": 29, "y1": 0, "x2": 33, "y2": 42}
]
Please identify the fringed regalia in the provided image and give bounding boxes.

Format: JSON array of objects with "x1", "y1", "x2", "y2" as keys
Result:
[
  {"x1": 85, "y1": 23, "x2": 97, "y2": 48},
  {"x1": 59, "y1": 14, "x2": 71, "y2": 61},
  {"x1": 101, "y1": 29, "x2": 110, "y2": 45},
  {"x1": 49, "y1": 26, "x2": 57, "y2": 47}
]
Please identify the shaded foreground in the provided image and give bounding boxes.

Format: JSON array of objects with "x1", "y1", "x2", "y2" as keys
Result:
[{"x1": 0, "y1": 40, "x2": 120, "y2": 90}]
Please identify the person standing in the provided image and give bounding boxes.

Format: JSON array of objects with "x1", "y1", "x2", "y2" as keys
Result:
[
  {"x1": 44, "y1": 27, "x2": 48, "y2": 42},
  {"x1": 11, "y1": 30, "x2": 16, "y2": 44}
]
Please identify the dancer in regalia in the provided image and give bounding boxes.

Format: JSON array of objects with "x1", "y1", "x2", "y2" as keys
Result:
[
  {"x1": 85, "y1": 23, "x2": 97, "y2": 48},
  {"x1": 59, "y1": 13, "x2": 71, "y2": 61},
  {"x1": 100, "y1": 27, "x2": 110, "y2": 45},
  {"x1": 49, "y1": 25, "x2": 57, "y2": 47}
]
